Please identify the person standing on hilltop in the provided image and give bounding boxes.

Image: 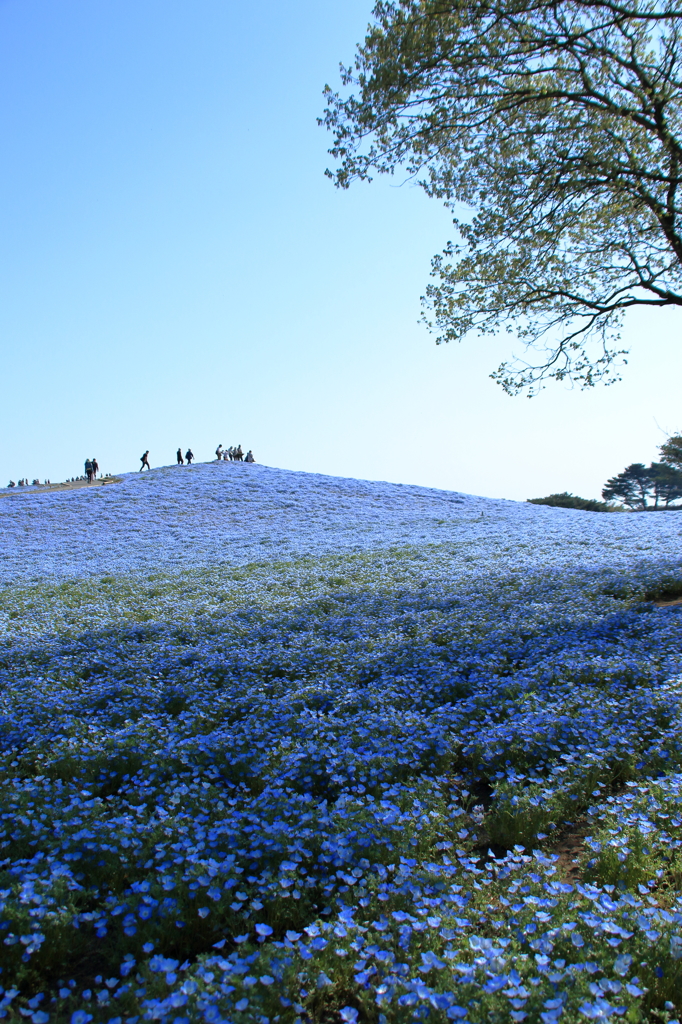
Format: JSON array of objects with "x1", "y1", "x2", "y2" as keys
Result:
[
  {"x1": 91, "y1": 457, "x2": 99, "y2": 479},
  {"x1": 185, "y1": 448, "x2": 194, "y2": 465},
  {"x1": 85, "y1": 458, "x2": 93, "y2": 483},
  {"x1": 176, "y1": 448, "x2": 184, "y2": 465},
  {"x1": 140, "y1": 451, "x2": 151, "y2": 471},
  {"x1": 215, "y1": 444, "x2": 223, "y2": 461}
]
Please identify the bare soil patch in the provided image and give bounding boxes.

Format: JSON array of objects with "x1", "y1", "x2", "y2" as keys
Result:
[{"x1": 552, "y1": 817, "x2": 590, "y2": 884}]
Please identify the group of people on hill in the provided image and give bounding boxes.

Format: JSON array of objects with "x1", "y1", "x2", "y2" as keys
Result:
[
  {"x1": 214, "y1": 444, "x2": 255, "y2": 463},
  {"x1": 7, "y1": 478, "x2": 51, "y2": 488},
  {"x1": 174, "y1": 449, "x2": 194, "y2": 466},
  {"x1": 5, "y1": 445, "x2": 257, "y2": 489},
  {"x1": 143, "y1": 447, "x2": 256, "y2": 470},
  {"x1": 143, "y1": 447, "x2": 256, "y2": 468}
]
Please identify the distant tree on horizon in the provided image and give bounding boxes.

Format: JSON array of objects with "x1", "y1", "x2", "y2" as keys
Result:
[
  {"x1": 527, "y1": 492, "x2": 613, "y2": 512},
  {"x1": 659, "y1": 433, "x2": 682, "y2": 468},
  {"x1": 323, "y1": 0, "x2": 682, "y2": 395},
  {"x1": 602, "y1": 461, "x2": 682, "y2": 509}
]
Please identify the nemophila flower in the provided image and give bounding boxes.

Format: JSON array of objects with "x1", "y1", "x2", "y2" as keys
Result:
[{"x1": 3, "y1": 469, "x2": 682, "y2": 1021}]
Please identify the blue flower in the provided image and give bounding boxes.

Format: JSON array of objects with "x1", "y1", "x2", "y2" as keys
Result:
[{"x1": 613, "y1": 955, "x2": 632, "y2": 975}]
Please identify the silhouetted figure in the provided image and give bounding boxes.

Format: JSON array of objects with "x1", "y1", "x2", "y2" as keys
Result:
[
  {"x1": 177, "y1": 448, "x2": 184, "y2": 465},
  {"x1": 235, "y1": 445, "x2": 243, "y2": 461},
  {"x1": 85, "y1": 459, "x2": 93, "y2": 483},
  {"x1": 245, "y1": 450, "x2": 255, "y2": 463},
  {"x1": 8, "y1": 481, "x2": 15, "y2": 488},
  {"x1": 185, "y1": 449, "x2": 194, "y2": 465},
  {"x1": 140, "y1": 451, "x2": 151, "y2": 471},
  {"x1": 215, "y1": 444, "x2": 223, "y2": 460},
  {"x1": 91, "y1": 458, "x2": 99, "y2": 478}
]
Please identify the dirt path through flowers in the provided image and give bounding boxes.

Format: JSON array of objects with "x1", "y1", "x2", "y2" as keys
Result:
[{"x1": 0, "y1": 476, "x2": 122, "y2": 499}]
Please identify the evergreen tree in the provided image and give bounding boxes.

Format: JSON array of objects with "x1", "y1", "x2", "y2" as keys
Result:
[
  {"x1": 659, "y1": 434, "x2": 682, "y2": 469},
  {"x1": 650, "y1": 461, "x2": 682, "y2": 507},
  {"x1": 527, "y1": 493, "x2": 612, "y2": 512},
  {"x1": 602, "y1": 464, "x2": 652, "y2": 510},
  {"x1": 602, "y1": 461, "x2": 682, "y2": 509}
]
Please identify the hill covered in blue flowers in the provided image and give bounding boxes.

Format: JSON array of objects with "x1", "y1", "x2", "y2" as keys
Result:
[{"x1": 1, "y1": 463, "x2": 682, "y2": 1023}]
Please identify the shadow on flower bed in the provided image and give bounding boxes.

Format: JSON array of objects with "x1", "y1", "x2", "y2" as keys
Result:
[{"x1": 1, "y1": 562, "x2": 682, "y2": 1019}]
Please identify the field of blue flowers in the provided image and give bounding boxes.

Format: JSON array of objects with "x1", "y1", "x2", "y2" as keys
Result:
[{"x1": 2, "y1": 463, "x2": 682, "y2": 1024}]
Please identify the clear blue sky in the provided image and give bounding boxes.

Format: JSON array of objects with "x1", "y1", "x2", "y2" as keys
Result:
[{"x1": 1, "y1": 0, "x2": 680, "y2": 501}]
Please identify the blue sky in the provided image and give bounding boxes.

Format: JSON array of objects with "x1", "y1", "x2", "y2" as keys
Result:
[{"x1": 1, "y1": 0, "x2": 680, "y2": 501}]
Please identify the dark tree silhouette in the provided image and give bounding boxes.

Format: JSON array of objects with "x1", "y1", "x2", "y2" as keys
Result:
[
  {"x1": 660, "y1": 433, "x2": 682, "y2": 467},
  {"x1": 602, "y1": 461, "x2": 682, "y2": 508}
]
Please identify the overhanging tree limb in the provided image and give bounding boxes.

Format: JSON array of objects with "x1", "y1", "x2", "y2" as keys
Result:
[{"x1": 322, "y1": 0, "x2": 682, "y2": 393}]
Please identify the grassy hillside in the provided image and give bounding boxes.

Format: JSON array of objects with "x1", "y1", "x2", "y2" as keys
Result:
[{"x1": 1, "y1": 464, "x2": 682, "y2": 1023}]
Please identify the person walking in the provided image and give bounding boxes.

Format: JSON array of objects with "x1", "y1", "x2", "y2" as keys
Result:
[
  {"x1": 91, "y1": 458, "x2": 99, "y2": 479},
  {"x1": 140, "y1": 451, "x2": 151, "y2": 471},
  {"x1": 85, "y1": 458, "x2": 93, "y2": 483},
  {"x1": 185, "y1": 448, "x2": 194, "y2": 465},
  {"x1": 176, "y1": 448, "x2": 184, "y2": 465}
]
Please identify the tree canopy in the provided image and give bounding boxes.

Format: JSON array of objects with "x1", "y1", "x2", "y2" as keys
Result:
[
  {"x1": 602, "y1": 460, "x2": 682, "y2": 508},
  {"x1": 323, "y1": 0, "x2": 682, "y2": 393},
  {"x1": 527, "y1": 491, "x2": 613, "y2": 511},
  {"x1": 659, "y1": 432, "x2": 682, "y2": 466}
]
